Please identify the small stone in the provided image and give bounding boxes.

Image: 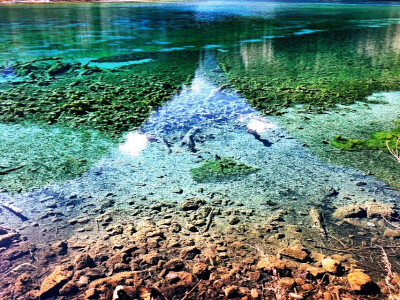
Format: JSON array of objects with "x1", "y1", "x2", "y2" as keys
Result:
[
  {"x1": 347, "y1": 271, "x2": 378, "y2": 293},
  {"x1": 164, "y1": 259, "x2": 185, "y2": 271},
  {"x1": 257, "y1": 257, "x2": 286, "y2": 270},
  {"x1": 321, "y1": 258, "x2": 341, "y2": 274},
  {"x1": 180, "y1": 198, "x2": 206, "y2": 211},
  {"x1": 364, "y1": 201, "x2": 397, "y2": 219},
  {"x1": 384, "y1": 228, "x2": 400, "y2": 238},
  {"x1": 224, "y1": 285, "x2": 239, "y2": 298},
  {"x1": 74, "y1": 253, "x2": 95, "y2": 270},
  {"x1": 278, "y1": 277, "x2": 295, "y2": 290},
  {"x1": 228, "y1": 215, "x2": 240, "y2": 225},
  {"x1": 192, "y1": 263, "x2": 209, "y2": 279},
  {"x1": 180, "y1": 246, "x2": 200, "y2": 260},
  {"x1": 281, "y1": 245, "x2": 308, "y2": 261},
  {"x1": 250, "y1": 288, "x2": 259, "y2": 299},
  {"x1": 306, "y1": 266, "x2": 325, "y2": 278}
]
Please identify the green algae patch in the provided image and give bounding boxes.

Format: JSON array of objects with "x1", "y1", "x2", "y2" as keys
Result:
[
  {"x1": 331, "y1": 129, "x2": 400, "y2": 152},
  {"x1": 191, "y1": 157, "x2": 259, "y2": 183},
  {"x1": 331, "y1": 135, "x2": 366, "y2": 151},
  {"x1": 0, "y1": 50, "x2": 198, "y2": 136},
  {"x1": 0, "y1": 123, "x2": 115, "y2": 193}
]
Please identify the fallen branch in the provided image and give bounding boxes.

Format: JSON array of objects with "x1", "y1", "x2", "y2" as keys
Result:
[
  {"x1": 2, "y1": 203, "x2": 28, "y2": 221},
  {"x1": 181, "y1": 280, "x2": 202, "y2": 300}
]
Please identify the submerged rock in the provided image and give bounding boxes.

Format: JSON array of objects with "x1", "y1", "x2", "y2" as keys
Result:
[
  {"x1": 321, "y1": 258, "x2": 342, "y2": 274},
  {"x1": 180, "y1": 198, "x2": 206, "y2": 211},
  {"x1": 39, "y1": 266, "x2": 71, "y2": 298},
  {"x1": 347, "y1": 271, "x2": 379, "y2": 294},
  {"x1": 333, "y1": 205, "x2": 367, "y2": 219}
]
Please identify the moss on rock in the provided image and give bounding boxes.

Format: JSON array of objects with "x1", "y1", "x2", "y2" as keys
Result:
[{"x1": 191, "y1": 157, "x2": 258, "y2": 183}]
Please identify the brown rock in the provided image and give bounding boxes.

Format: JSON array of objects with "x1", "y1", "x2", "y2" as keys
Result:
[
  {"x1": 142, "y1": 251, "x2": 162, "y2": 265},
  {"x1": 301, "y1": 283, "x2": 313, "y2": 291},
  {"x1": 180, "y1": 198, "x2": 206, "y2": 211},
  {"x1": 224, "y1": 285, "x2": 239, "y2": 298},
  {"x1": 164, "y1": 259, "x2": 185, "y2": 271},
  {"x1": 84, "y1": 288, "x2": 99, "y2": 300},
  {"x1": 306, "y1": 266, "x2": 325, "y2": 278},
  {"x1": 39, "y1": 266, "x2": 71, "y2": 298},
  {"x1": 0, "y1": 232, "x2": 19, "y2": 248},
  {"x1": 384, "y1": 228, "x2": 400, "y2": 238},
  {"x1": 180, "y1": 246, "x2": 200, "y2": 259},
  {"x1": 74, "y1": 253, "x2": 95, "y2": 269},
  {"x1": 14, "y1": 273, "x2": 35, "y2": 297},
  {"x1": 323, "y1": 292, "x2": 332, "y2": 300},
  {"x1": 248, "y1": 271, "x2": 261, "y2": 282},
  {"x1": 192, "y1": 262, "x2": 209, "y2": 279},
  {"x1": 89, "y1": 271, "x2": 137, "y2": 289},
  {"x1": 321, "y1": 258, "x2": 341, "y2": 274},
  {"x1": 250, "y1": 288, "x2": 259, "y2": 299},
  {"x1": 310, "y1": 252, "x2": 326, "y2": 263},
  {"x1": 257, "y1": 257, "x2": 286, "y2": 270},
  {"x1": 333, "y1": 205, "x2": 366, "y2": 219},
  {"x1": 278, "y1": 277, "x2": 295, "y2": 290},
  {"x1": 281, "y1": 245, "x2": 308, "y2": 261},
  {"x1": 364, "y1": 201, "x2": 397, "y2": 219},
  {"x1": 347, "y1": 271, "x2": 378, "y2": 293}
]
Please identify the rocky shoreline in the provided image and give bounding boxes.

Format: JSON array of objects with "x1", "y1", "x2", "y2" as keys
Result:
[{"x1": 1, "y1": 192, "x2": 400, "y2": 299}]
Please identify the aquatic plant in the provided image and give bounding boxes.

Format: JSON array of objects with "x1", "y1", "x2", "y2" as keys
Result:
[
  {"x1": 0, "y1": 51, "x2": 198, "y2": 137},
  {"x1": 191, "y1": 157, "x2": 258, "y2": 182},
  {"x1": 331, "y1": 129, "x2": 400, "y2": 152}
]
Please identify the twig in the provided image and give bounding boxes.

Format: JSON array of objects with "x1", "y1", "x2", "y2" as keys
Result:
[
  {"x1": 203, "y1": 208, "x2": 215, "y2": 233},
  {"x1": 181, "y1": 280, "x2": 202, "y2": 300}
]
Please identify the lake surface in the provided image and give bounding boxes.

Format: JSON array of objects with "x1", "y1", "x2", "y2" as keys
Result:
[{"x1": 1, "y1": 1, "x2": 400, "y2": 295}]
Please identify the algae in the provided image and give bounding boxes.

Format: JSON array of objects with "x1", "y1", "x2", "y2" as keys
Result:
[
  {"x1": 191, "y1": 157, "x2": 258, "y2": 183},
  {"x1": 0, "y1": 51, "x2": 198, "y2": 137},
  {"x1": 331, "y1": 129, "x2": 400, "y2": 152}
]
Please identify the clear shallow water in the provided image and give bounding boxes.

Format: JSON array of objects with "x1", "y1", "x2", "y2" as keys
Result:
[{"x1": 0, "y1": 0, "x2": 400, "y2": 277}]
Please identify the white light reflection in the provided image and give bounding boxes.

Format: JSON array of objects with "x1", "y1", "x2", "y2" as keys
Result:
[{"x1": 119, "y1": 131, "x2": 149, "y2": 157}]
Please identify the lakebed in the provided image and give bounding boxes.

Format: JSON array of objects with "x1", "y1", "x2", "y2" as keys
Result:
[{"x1": 0, "y1": 1, "x2": 400, "y2": 299}]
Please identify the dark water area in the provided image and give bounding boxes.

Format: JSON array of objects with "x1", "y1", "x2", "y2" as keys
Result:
[{"x1": 0, "y1": 1, "x2": 400, "y2": 299}]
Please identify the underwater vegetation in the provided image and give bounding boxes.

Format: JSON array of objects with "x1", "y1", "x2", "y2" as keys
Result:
[
  {"x1": 331, "y1": 129, "x2": 400, "y2": 151},
  {"x1": 0, "y1": 51, "x2": 199, "y2": 137},
  {"x1": 191, "y1": 156, "x2": 259, "y2": 183},
  {"x1": 0, "y1": 124, "x2": 114, "y2": 193},
  {"x1": 217, "y1": 26, "x2": 400, "y2": 115}
]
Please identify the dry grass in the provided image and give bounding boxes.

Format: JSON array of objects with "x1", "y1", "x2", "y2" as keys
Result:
[{"x1": 381, "y1": 247, "x2": 400, "y2": 299}]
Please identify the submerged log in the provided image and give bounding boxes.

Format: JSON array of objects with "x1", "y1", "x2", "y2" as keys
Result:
[{"x1": 2, "y1": 203, "x2": 28, "y2": 221}]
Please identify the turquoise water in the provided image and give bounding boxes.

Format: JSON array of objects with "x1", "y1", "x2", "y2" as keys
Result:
[{"x1": 1, "y1": 0, "x2": 400, "y2": 281}]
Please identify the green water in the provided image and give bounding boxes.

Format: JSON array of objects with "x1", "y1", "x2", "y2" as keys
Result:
[{"x1": 1, "y1": 1, "x2": 400, "y2": 191}]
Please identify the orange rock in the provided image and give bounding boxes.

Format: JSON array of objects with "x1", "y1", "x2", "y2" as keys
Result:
[
  {"x1": 321, "y1": 258, "x2": 341, "y2": 274},
  {"x1": 250, "y1": 288, "x2": 259, "y2": 299},
  {"x1": 192, "y1": 262, "x2": 209, "y2": 279},
  {"x1": 306, "y1": 266, "x2": 325, "y2": 278},
  {"x1": 257, "y1": 257, "x2": 286, "y2": 270},
  {"x1": 278, "y1": 277, "x2": 295, "y2": 290},
  {"x1": 89, "y1": 271, "x2": 136, "y2": 289},
  {"x1": 347, "y1": 271, "x2": 372, "y2": 291},
  {"x1": 39, "y1": 266, "x2": 71, "y2": 298},
  {"x1": 224, "y1": 285, "x2": 239, "y2": 298},
  {"x1": 281, "y1": 245, "x2": 308, "y2": 261}
]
